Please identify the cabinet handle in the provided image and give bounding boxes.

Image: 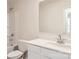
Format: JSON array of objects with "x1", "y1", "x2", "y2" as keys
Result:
[{"x1": 44, "y1": 55, "x2": 52, "y2": 59}]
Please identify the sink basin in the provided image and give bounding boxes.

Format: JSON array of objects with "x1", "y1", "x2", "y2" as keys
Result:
[{"x1": 47, "y1": 41, "x2": 71, "y2": 48}]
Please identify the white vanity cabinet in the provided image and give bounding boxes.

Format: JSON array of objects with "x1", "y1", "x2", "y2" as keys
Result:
[{"x1": 28, "y1": 44, "x2": 70, "y2": 59}]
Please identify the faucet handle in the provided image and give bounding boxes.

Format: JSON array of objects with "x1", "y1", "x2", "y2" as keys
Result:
[
  {"x1": 57, "y1": 34, "x2": 65, "y2": 44},
  {"x1": 58, "y1": 34, "x2": 61, "y2": 40}
]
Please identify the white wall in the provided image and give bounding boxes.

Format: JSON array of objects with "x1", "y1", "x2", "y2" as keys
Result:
[
  {"x1": 14, "y1": 0, "x2": 39, "y2": 40},
  {"x1": 39, "y1": 0, "x2": 71, "y2": 34}
]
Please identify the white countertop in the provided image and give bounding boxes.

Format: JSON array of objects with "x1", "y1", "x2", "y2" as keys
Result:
[{"x1": 21, "y1": 39, "x2": 71, "y2": 55}]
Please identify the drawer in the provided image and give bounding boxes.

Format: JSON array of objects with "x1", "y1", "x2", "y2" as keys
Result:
[
  {"x1": 28, "y1": 44, "x2": 41, "y2": 54},
  {"x1": 41, "y1": 48, "x2": 69, "y2": 59}
]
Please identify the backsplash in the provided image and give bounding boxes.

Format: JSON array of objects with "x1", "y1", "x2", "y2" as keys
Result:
[{"x1": 37, "y1": 32, "x2": 71, "y2": 42}]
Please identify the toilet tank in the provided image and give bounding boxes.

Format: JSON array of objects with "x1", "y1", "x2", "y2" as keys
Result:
[{"x1": 17, "y1": 40, "x2": 28, "y2": 52}]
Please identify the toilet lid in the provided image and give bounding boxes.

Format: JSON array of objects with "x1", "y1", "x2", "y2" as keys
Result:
[{"x1": 8, "y1": 50, "x2": 23, "y2": 58}]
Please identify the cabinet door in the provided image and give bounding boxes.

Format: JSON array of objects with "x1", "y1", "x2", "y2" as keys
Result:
[
  {"x1": 41, "y1": 54, "x2": 65, "y2": 59},
  {"x1": 28, "y1": 44, "x2": 41, "y2": 54},
  {"x1": 28, "y1": 51, "x2": 40, "y2": 59},
  {"x1": 28, "y1": 44, "x2": 41, "y2": 59},
  {"x1": 41, "y1": 48, "x2": 69, "y2": 59},
  {"x1": 68, "y1": 56, "x2": 71, "y2": 59}
]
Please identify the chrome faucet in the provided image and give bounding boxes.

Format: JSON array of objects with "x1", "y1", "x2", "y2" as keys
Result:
[{"x1": 57, "y1": 34, "x2": 64, "y2": 44}]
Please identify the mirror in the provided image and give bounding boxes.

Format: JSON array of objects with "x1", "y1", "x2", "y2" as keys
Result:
[{"x1": 39, "y1": 0, "x2": 71, "y2": 34}]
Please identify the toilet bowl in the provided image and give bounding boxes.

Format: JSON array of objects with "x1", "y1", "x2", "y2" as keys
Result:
[
  {"x1": 7, "y1": 40, "x2": 28, "y2": 59},
  {"x1": 7, "y1": 50, "x2": 23, "y2": 59}
]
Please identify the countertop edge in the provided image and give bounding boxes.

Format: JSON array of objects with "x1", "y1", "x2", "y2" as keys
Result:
[{"x1": 25, "y1": 41, "x2": 71, "y2": 55}]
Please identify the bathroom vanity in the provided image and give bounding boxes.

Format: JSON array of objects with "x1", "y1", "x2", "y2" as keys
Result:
[{"x1": 21, "y1": 39, "x2": 71, "y2": 59}]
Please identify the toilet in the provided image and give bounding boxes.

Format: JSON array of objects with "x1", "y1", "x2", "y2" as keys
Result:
[{"x1": 7, "y1": 40, "x2": 28, "y2": 59}]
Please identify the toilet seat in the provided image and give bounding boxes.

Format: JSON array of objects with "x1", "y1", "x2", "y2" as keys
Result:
[{"x1": 8, "y1": 50, "x2": 23, "y2": 59}]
